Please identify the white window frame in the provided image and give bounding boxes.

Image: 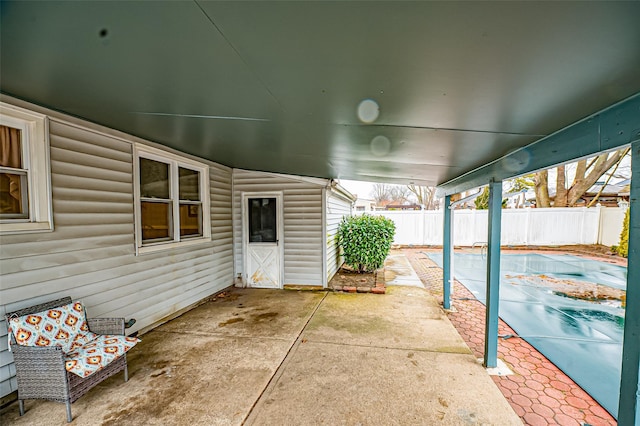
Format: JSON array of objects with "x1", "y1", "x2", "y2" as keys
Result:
[
  {"x1": 0, "y1": 102, "x2": 53, "y2": 235},
  {"x1": 134, "y1": 144, "x2": 211, "y2": 255}
]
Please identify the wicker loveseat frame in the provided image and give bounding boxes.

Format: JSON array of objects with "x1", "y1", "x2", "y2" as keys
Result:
[{"x1": 6, "y1": 297, "x2": 130, "y2": 423}]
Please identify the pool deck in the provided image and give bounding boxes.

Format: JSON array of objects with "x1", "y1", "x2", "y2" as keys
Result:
[{"x1": 404, "y1": 248, "x2": 617, "y2": 426}]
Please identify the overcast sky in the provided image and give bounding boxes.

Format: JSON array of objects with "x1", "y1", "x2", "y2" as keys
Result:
[
  {"x1": 339, "y1": 179, "x2": 376, "y2": 199},
  {"x1": 339, "y1": 153, "x2": 631, "y2": 201}
]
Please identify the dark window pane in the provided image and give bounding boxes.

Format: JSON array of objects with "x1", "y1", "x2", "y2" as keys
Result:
[
  {"x1": 141, "y1": 201, "x2": 172, "y2": 242},
  {"x1": 0, "y1": 125, "x2": 22, "y2": 168},
  {"x1": 140, "y1": 158, "x2": 169, "y2": 199},
  {"x1": 179, "y1": 167, "x2": 200, "y2": 201},
  {"x1": 0, "y1": 172, "x2": 28, "y2": 218},
  {"x1": 248, "y1": 198, "x2": 277, "y2": 243},
  {"x1": 180, "y1": 203, "x2": 202, "y2": 237}
]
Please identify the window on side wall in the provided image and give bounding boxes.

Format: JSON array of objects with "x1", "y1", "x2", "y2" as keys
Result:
[
  {"x1": 0, "y1": 103, "x2": 52, "y2": 235},
  {"x1": 135, "y1": 146, "x2": 210, "y2": 253}
]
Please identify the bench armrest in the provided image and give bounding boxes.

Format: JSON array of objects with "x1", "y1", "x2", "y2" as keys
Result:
[
  {"x1": 11, "y1": 344, "x2": 66, "y2": 366},
  {"x1": 10, "y1": 344, "x2": 69, "y2": 400},
  {"x1": 87, "y1": 318, "x2": 125, "y2": 335}
]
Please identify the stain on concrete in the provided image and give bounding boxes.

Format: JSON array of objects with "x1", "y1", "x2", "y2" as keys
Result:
[
  {"x1": 306, "y1": 309, "x2": 392, "y2": 336},
  {"x1": 211, "y1": 292, "x2": 240, "y2": 302},
  {"x1": 456, "y1": 409, "x2": 479, "y2": 424},
  {"x1": 252, "y1": 312, "x2": 278, "y2": 321},
  {"x1": 384, "y1": 270, "x2": 398, "y2": 281},
  {"x1": 99, "y1": 332, "x2": 283, "y2": 426},
  {"x1": 219, "y1": 317, "x2": 245, "y2": 327}
]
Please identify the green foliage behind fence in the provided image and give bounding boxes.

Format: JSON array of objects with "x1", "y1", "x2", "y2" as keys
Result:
[
  {"x1": 474, "y1": 186, "x2": 507, "y2": 209},
  {"x1": 612, "y1": 208, "x2": 629, "y2": 258},
  {"x1": 338, "y1": 214, "x2": 396, "y2": 273}
]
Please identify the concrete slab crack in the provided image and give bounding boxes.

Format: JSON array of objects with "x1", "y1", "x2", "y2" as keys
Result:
[{"x1": 242, "y1": 291, "x2": 329, "y2": 425}]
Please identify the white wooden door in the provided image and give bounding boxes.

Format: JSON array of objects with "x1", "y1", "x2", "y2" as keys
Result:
[{"x1": 243, "y1": 193, "x2": 283, "y2": 288}]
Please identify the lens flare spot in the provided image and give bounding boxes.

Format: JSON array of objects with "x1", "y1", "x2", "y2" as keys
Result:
[
  {"x1": 370, "y1": 135, "x2": 391, "y2": 157},
  {"x1": 503, "y1": 149, "x2": 531, "y2": 173},
  {"x1": 357, "y1": 99, "x2": 380, "y2": 123}
]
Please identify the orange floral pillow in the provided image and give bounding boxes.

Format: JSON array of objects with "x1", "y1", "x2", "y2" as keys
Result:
[{"x1": 8, "y1": 302, "x2": 97, "y2": 353}]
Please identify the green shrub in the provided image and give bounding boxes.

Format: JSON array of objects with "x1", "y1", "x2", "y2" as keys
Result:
[
  {"x1": 338, "y1": 214, "x2": 396, "y2": 273},
  {"x1": 474, "y1": 186, "x2": 507, "y2": 209},
  {"x1": 614, "y1": 208, "x2": 629, "y2": 258}
]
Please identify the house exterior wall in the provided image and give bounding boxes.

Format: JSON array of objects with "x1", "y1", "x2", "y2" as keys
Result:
[
  {"x1": 326, "y1": 190, "x2": 352, "y2": 283},
  {"x1": 232, "y1": 169, "x2": 324, "y2": 286},
  {"x1": 0, "y1": 103, "x2": 234, "y2": 399},
  {"x1": 354, "y1": 197, "x2": 376, "y2": 212}
]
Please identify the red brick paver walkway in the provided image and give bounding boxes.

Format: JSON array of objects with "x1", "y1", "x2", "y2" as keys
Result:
[{"x1": 404, "y1": 249, "x2": 616, "y2": 426}]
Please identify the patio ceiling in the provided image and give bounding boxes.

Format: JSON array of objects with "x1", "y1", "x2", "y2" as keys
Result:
[{"x1": 1, "y1": 1, "x2": 639, "y2": 187}]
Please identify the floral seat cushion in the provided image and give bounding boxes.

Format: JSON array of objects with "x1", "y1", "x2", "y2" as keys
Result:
[
  {"x1": 64, "y1": 335, "x2": 139, "y2": 378},
  {"x1": 8, "y1": 301, "x2": 139, "y2": 377}
]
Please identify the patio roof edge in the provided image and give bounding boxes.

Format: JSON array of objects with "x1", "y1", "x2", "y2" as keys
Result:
[{"x1": 436, "y1": 93, "x2": 640, "y2": 197}]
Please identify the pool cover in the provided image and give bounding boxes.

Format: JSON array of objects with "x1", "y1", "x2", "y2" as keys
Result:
[{"x1": 428, "y1": 252, "x2": 627, "y2": 418}]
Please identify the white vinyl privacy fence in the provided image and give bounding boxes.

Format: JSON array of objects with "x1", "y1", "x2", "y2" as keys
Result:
[{"x1": 362, "y1": 207, "x2": 626, "y2": 247}]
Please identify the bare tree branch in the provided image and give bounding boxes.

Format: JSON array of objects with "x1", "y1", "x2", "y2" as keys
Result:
[
  {"x1": 567, "y1": 150, "x2": 627, "y2": 206},
  {"x1": 407, "y1": 185, "x2": 438, "y2": 209},
  {"x1": 533, "y1": 148, "x2": 628, "y2": 208},
  {"x1": 587, "y1": 147, "x2": 630, "y2": 207},
  {"x1": 371, "y1": 184, "x2": 413, "y2": 206},
  {"x1": 370, "y1": 183, "x2": 392, "y2": 205}
]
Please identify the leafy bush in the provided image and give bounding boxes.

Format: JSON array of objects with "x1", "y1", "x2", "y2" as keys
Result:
[
  {"x1": 613, "y1": 208, "x2": 629, "y2": 258},
  {"x1": 338, "y1": 214, "x2": 396, "y2": 273},
  {"x1": 474, "y1": 186, "x2": 507, "y2": 209}
]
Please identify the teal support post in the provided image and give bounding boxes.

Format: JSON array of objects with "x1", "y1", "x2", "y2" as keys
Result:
[
  {"x1": 443, "y1": 195, "x2": 452, "y2": 309},
  {"x1": 618, "y1": 140, "x2": 640, "y2": 426},
  {"x1": 484, "y1": 180, "x2": 502, "y2": 368}
]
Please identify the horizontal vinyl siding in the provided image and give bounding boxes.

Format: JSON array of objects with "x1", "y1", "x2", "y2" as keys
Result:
[
  {"x1": 233, "y1": 170, "x2": 323, "y2": 286},
  {"x1": 326, "y1": 193, "x2": 352, "y2": 281},
  {"x1": 0, "y1": 116, "x2": 234, "y2": 398}
]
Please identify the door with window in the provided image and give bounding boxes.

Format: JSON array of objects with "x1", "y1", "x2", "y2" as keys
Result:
[{"x1": 243, "y1": 193, "x2": 283, "y2": 288}]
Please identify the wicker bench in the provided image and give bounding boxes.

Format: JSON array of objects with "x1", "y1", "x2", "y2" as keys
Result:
[{"x1": 5, "y1": 297, "x2": 137, "y2": 422}]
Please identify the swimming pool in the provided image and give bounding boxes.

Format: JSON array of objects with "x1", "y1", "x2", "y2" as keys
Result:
[{"x1": 428, "y1": 252, "x2": 626, "y2": 418}]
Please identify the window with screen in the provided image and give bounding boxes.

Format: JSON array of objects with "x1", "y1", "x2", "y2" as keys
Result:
[
  {"x1": 0, "y1": 125, "x2": 28, "y2": 219},
  {"x1": 0, "y1": 103, "x2": 52, "y2": 235},
  {"x1": 136, "y1": 146, "x2": 209, "y2": 251},
  {"x1": 139, "y1": 158, "x2": 172, "y2": 243}
]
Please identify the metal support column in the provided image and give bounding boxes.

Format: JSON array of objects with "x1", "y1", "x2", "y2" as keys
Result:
[
  {"x1": 484, "y1": 180, "x2": 502, "y2": 368},
  {"x1": 618, "y1": 140, "x2": 640, "y2": 425},
  {"x1": 443, "y1": 195, "x2": 452, "y2": 309}
]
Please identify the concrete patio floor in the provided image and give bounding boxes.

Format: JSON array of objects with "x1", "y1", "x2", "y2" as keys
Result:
[{"x1": 1, "y1": 285, "x2": 521, "y2": 425}]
